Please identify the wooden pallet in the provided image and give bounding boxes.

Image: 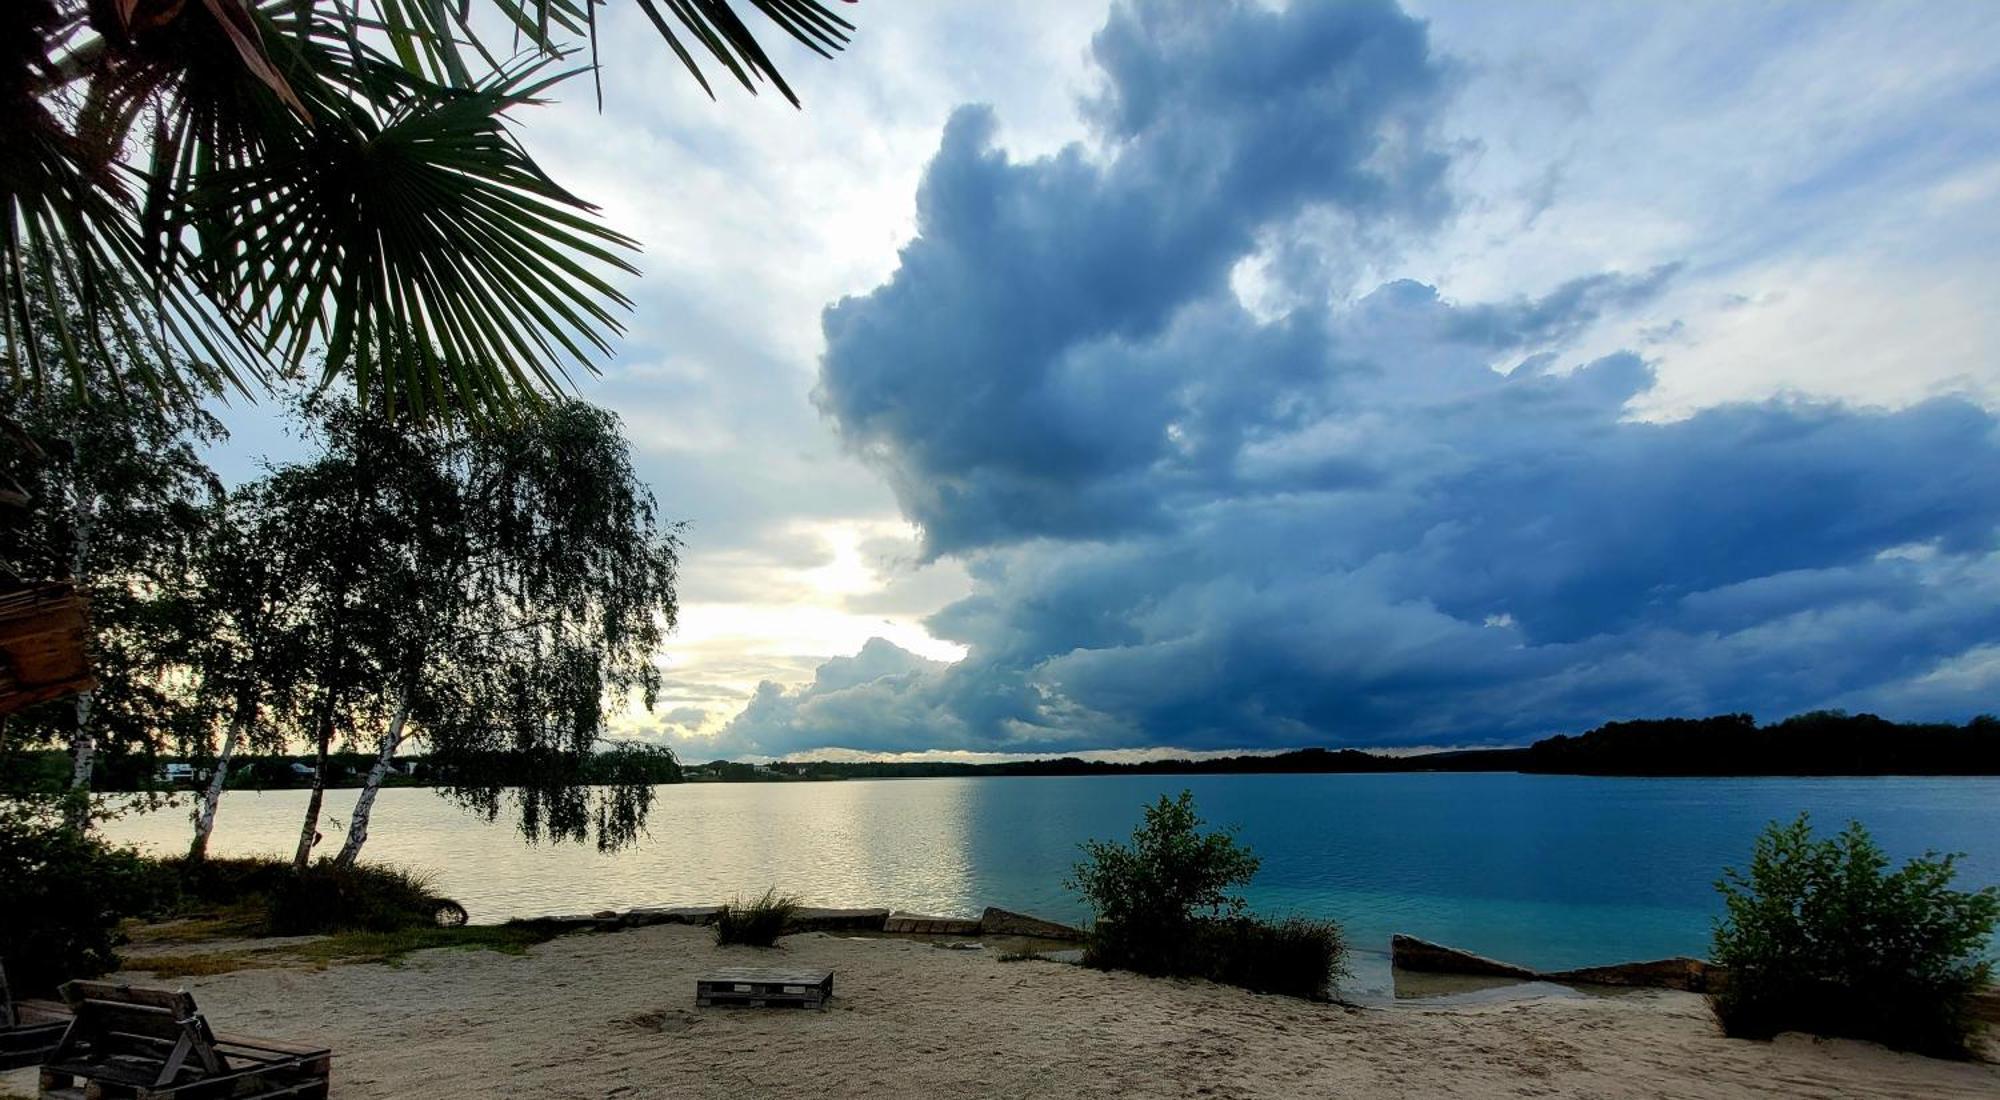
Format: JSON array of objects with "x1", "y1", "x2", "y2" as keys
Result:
[
  {"x1": 0, "y1": 1007, "x2": 67, "y2": 1071},
  {"x1": 695, "y1": 968, "x2": 833, "y2": 1010},
  {"x1": 38, "y1": 983, "x2": 330, "y2": 1100},
  {"x1": 2, "y1": 958, "x2": 70, "y2": 1071}
]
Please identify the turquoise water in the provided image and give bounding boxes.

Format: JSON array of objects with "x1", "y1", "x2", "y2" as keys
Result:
[{"x1": 107, "y1": 773, "x2": 2000, "y2": 983}]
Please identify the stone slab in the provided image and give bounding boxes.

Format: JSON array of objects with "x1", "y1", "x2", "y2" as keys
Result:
[
  {"x1": 1544, "y1": 957, "x2": 1718, "y2": 993},
  {"x1": 787, "y1": 907, "x2": 892, "y2": 932},
  {"x1": 1390, "y1": 934, "x2": 1538, "y2": 980},
  {"x1": 620, "y1": 906, "x2": 725, "y2": 928},
  {"x1": 978, "y1": 907, "x2": 1086, "y2": 941},
  {"x1": 884, "y1": 912, "x2": 984, "y2": 936}
]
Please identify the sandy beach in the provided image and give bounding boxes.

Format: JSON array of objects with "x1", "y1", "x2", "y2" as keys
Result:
[{"x1": 7, "y1": 924, "x2": 1995, "y2": 1099}]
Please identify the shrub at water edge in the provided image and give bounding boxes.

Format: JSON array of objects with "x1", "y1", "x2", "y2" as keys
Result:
[
  {"x1": 1193, "y1": 916, "x2": 1348, "y2": 999},
  {"x1": 715, "y1": 890, "x2": 801, "y2": 947},
  {"x1": 1070, "y1": 790, "x2": 1346, "y2": 1000},
  {"x1": 264, "y1": 860, "x2": 455, "y2": 934},
  {"x1": 1711, "y1": 814, "x2": 1999, "y2": 1058}
]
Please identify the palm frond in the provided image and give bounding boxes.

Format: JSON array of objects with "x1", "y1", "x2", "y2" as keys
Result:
[
  {"x1": 3, "y1": 0, "x2": 861, "y2": 419},
  {"x1": 186, "y1": 53, "x2": 638, "y2": 421}
]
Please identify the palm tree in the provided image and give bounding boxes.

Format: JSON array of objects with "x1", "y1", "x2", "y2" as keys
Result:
[{"x1": 1, "y1": 0, "x2": 855, "y2": 419}]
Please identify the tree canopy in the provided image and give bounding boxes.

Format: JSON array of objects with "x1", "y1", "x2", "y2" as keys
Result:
[{"x1": 4, "y1": 0, "x2": 857, "y2": 418}]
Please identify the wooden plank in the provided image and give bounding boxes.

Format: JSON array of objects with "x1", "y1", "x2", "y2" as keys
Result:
[
  {"x1": 695, "y1": 968, "x2": 832, "y2": 1010},
  {"x1": 212, "y1": 1034, "x2": 331, "y2": 1060},
  {"x1": 60, "y1": 985, "x2": 198, "y2": 1018},
  {"x1": 0, "y1": 584, "x2": 97, "y2": 717},
  {"x1": 700, "y1": 968, "x2": 832, "y2": 984},
  {"x1": 39, "y1": 983, "x2": 331, "y2": 1100}
]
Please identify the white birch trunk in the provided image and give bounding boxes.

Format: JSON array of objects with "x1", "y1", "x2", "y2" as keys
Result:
[
  {"x1": 65, "y1": 692, "x2": 96, "y2": 830},
  {"x1": 189, "y1": 704, "x2": 251, "y2": 861},
  {"x1": 65, "y1": 446, "x2": 98, "y2": 830},
  {"x1": 332, "y1": 696, "x2": 410, "y2": 868}
]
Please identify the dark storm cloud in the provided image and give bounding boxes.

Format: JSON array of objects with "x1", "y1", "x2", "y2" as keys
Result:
[
  {"x1": 721, "y1": 0, "x2": 2000, "y2": 757},
  {"x1": 816, "y1": 0, "x2": 1451, "y2": 554}
]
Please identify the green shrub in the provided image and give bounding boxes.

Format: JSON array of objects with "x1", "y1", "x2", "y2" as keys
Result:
[
  {"x1": 714, "y1": 889, "x2": 799, "y2": 947},
  {"x1": 1069, "y1": 790, "x2": 1260, "y2": 946},
  {"x1": 172, "y1": 855, "x2": 298, "y2": 909},
  {"x1": 1195, "y1": 916, "x2": 1346, "y2": 1000},
  {"x1": 0, "y1": 805, "x2": 180, "y2": 993},
  {"x1": 1069, "y1": 791, "x2": 1345, "y2": 1000},
  {"x1": 1711, "y1": 815, "x2": 1999, "y2": 1058},
  {"x1": 265, "y1": 861, "x2": 450, "y2": 935}
]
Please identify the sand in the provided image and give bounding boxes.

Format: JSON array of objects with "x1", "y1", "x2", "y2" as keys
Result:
[{"x1": 7, "y1": 924, "x2": 1996, "y2": 1099}]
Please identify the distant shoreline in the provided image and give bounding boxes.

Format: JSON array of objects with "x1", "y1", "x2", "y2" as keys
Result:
[{"x1": 58, "y1": 710, "x2": 2000, "y2": 793}]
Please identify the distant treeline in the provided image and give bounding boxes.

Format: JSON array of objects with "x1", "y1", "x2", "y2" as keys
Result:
[
  {"x1": 29, "y1": 710, "x2": 1997, "y2": 792},
  {"x1": 1513, "y1": 711, "x2": 2000, "y2": 776},
  {"x1": 6, "y1": 747, "x2": 684, "y2": 793},
  {"x1": 702, "y1": 711, "x2": 2000, "y2": 780}
]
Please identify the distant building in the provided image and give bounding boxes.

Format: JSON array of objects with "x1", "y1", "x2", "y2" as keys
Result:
[{"x1": 158, "y1": 762, "x2": 195, "y2": 784}]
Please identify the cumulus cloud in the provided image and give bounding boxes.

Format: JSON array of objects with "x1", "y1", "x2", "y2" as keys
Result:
[{"x1": 720, "y1": 0, "x2": 2000, "y2": 757}]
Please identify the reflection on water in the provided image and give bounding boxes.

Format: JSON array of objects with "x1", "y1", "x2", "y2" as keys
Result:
[
  {"x1": 108, "y1": 780, "x2": 985, "y2": 921},
  {"x1": 102, "y1": 772, "x2": 2000, "y2": 998}
]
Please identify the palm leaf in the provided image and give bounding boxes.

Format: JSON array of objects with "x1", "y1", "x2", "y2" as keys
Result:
[
  {"x1": 5, "y1": 0, "x2": 860, "y2": 419},
  {"x1": 185, "y1": 54, "x2": 638, "y2": 420}
]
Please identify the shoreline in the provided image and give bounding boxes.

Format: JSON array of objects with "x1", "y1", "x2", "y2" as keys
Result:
[{"x1": 8, "y1": 923, "x2": 1993, "y2": 1099}]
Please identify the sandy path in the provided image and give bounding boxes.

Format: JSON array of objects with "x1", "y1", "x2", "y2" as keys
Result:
[{"x1": 6, "y1": 925, "x2": 1995, "y2": 1099}]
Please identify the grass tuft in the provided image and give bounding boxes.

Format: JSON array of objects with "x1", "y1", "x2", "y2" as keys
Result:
[{"x1": 714, "y1": 889, "x2": 800, "y2": 947}]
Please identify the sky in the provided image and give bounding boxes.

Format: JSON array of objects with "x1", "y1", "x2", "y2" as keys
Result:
[{"x1": 215, "y1": 0, "x2": 2000, "y2": 762}]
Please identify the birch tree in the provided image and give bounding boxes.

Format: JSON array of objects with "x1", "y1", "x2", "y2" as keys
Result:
[
  {"x1": 254, "y1": 407, "x2": 416, "y2": 870},
  {"x1": 331, "y1": 400, "x2": 682, "y2": 864},
  {"x1": 181, "y1": 482, "x2": 307, "y2": 860}
]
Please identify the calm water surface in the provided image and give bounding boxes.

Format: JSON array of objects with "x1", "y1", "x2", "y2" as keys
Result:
[{"x1": 105, "y1": 773, "x2": 2000, "y2": 991}]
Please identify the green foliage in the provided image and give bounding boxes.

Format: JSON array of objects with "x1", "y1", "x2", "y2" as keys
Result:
[
  {"x1": 1067, "y1": 791, "x2": 1343, "y2": 999},
  {"x1": 1711, "y1": 815, "x2": 2000, "y2": 1058},
  {"x1": 1068, "y1": 790, "x2": 1262, "y2": 933},
  {"x1": 0, "y1": 805, "x2": 179, "y2": 993},
  {"x1": 1184, "y1": 917, "x2": 1347, "y2": 1001},
  {"x1": 714, "y1": 890, "x2": 800, "y2": 948},
  {"x1": 160, "y1": 852, "x2": 459, "y2": 937},
  {"x1": 1, "y1": 358, "x2": 225, "y2": 803},
  {"x1": 8, "y1": 0, "x2": 855, "y2": 416},
  {"x1": 171, "y1": 854, "x2": 300, "y2": 909},
  {"x1": 264, "y1": 861, "x2": 453, "y2": 935}
]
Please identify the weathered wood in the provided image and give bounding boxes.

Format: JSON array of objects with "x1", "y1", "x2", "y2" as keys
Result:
[
  {"x1": 39, "y1": 982, "x2": 330, "y2": 1100},
  {"x1": 0, "y1": 583, "x2": 98, "y2": 717},
  {"x1": 695, "y1": 968, "x2": 833, "y2": 1010}
]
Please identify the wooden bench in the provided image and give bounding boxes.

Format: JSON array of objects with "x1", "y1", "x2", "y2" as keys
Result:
[
  {"x1": 696, "y1": 968, "x2": 833, "y2": 1010},
  {"x1": 37, "y1": 981, "x2": 331, "y2": 1100},
  {"x1": 0, "y1": 960, "x2": 69, "y2": 1070}
]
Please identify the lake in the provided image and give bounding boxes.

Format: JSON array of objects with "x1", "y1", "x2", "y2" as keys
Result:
[{"x1": 103, "y1": 773, "x2": 2000, "y2": 996}]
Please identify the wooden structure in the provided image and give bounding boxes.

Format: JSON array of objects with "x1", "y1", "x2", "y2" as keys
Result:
[
  {"x1": 695, "y1": 968, "x2": 834, "y2": 1010},
  {"x1": 0, "y1": 960, "x2": 69, "y2": 1071},
  {"x1": 0, "y1": 582, "x2": 96, "y2": 717},
  {"x1": 37, "y1": 982, "x2": 331, "y2": 1100}
]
